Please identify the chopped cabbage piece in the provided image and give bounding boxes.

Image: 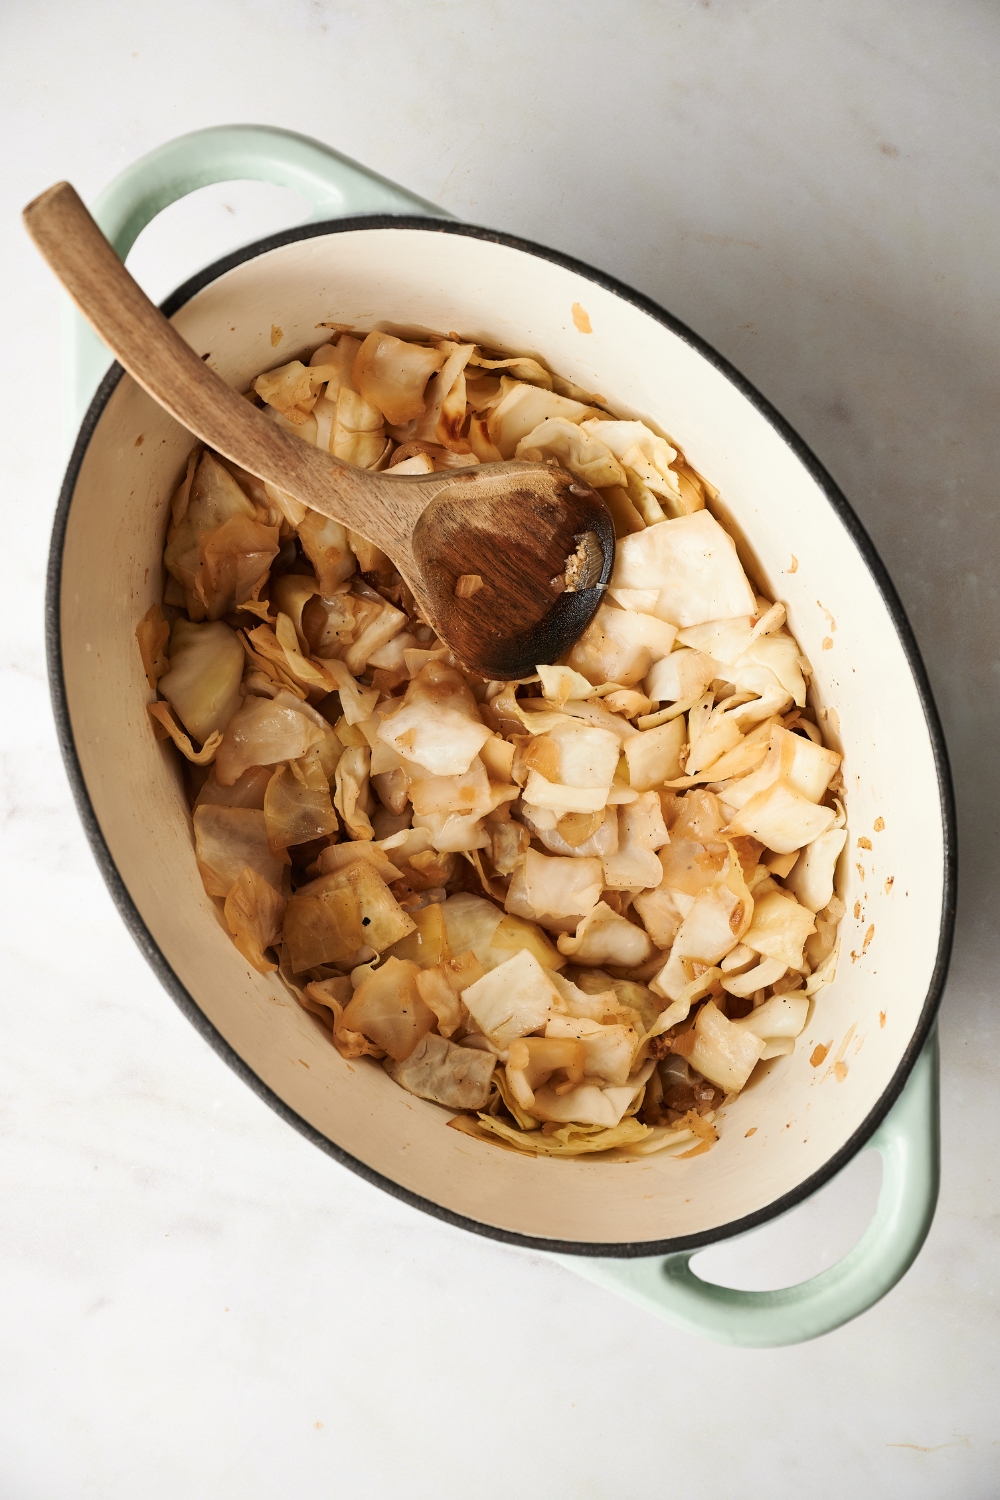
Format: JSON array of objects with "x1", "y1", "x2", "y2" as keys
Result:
[
  {"x1": 645, "y1": 647, "x2": 716, "y2": 705},
  {"x1": 414, "y1": 950, "x2": 484, "y2": 1036},
  {"x1": 263, "y1": 751, "x2": 338, "y2": 851},
  {"x1": 734, "y1": 991, "x2": 809, "y2": 1042},
  {"x1": 461, "y1": 948, "x2": 562, "y2": 1047},
  {"x1": 352, "y1": 332, "x2": 445, "y2": 424},
  {"x1": 719, "y1": 955, "x2": 786, "y2": 997},
  {"x1": 223, "y1": 866, "x2": 286, "y2": 973},
  {"x1": 529, "y1": 1059, "x2": 655, "y2": 1126},
  {"x1": 579, "y1": 419, "x2": 680, "y2": 501},
  {"x1": 688, "y1": 1002, "x2": 766, "y2": 1092},
  {"x1": 193, "y1": 806, "x2": 287, "y2": 899},
  {"x1": 386, "y1": 1032, "x2": 496, "y2": 1107},
  {"x1": 215, "y1": 694, "x2": 325, "y2": 786},
  {"x1": 136, "y1": 604, "x2": 170, "y2": 688},
  {"x1": 506, "y1": 848, "x2": 604, "y2": 923},
  {"x1": 544, "y1": 1014, "x2": 639, "y2": 1086},
  {"x1": 785, "y1": 827, "x2": 848, "y2": 912},
  {"x1": 611, "y1": 512, "x2": 757, "y2": 627},
  {"x1": 297, "y1": 511, "x2": 356, "y2": 593},
  {"x1": 725, "y1": 780, "x2": 837, "y2": 854},
  {"x1": 467, "y1": 1113, "x2": 651, "y2": 1156},
  {"x1": 743, "y1": 890, "x2": 816, "y2": 969},
  {"x1": 487, "y1": 380, "x2": 592, "y2": 457},
  {"x1": 567, "y1": 603, "x2": 677, "y2": 687},
  {"x1": 623, "y1": 717, "x2": 685, "y2": 791},
  {"x1": 159, "y1": 615, "x2": 247, "y2": 744},
  {"x1": 557, "y1": 902, "x2": 656, "y2": 966},
  {"x1": 515, "y1": 418, "x2": 625, "y2": 488},
  {"x1": 341, "y1": 957, "x2": 434, "y2": 1060},
  {"x1": 602, "y1": 793, "x2": 669, "y2": 891},
  {"x1": 378, "y1": 662, "x2": 491, "y2": 775},
  {"x1": 632, "y1": 885, "x2": 684, "y2": 949}
]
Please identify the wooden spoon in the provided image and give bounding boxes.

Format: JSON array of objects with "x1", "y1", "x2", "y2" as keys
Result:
[{"x1": 24, "y1": 181, "x2": 614, "y2": 680}]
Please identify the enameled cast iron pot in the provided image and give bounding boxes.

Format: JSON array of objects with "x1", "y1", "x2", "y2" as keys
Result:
[{"x1": 48, "y1": 126, "x2": 955, "y2": 1346}]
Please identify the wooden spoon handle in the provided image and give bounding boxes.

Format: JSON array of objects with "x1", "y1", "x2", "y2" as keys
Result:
[{"x1": 22, "y1": 180, "x2": 416, "y2": 545}]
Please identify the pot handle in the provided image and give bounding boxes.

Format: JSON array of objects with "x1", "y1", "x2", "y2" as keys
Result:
[
  {"x1": 67, "y1": 123, "x2": 449, "y2": 425},
  {"x1": 550, "y1": 1030, "x2": 939, "y2": 1347}
]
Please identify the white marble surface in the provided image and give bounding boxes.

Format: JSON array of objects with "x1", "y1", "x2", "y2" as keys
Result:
[{"x1": 2, "y1": 2, "x2": 998, "y2": 1494}]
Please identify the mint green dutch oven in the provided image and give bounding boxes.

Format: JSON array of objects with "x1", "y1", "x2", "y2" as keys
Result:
[{"x1": 48, "y1": 125, "x2": 954, "y2": 1347}]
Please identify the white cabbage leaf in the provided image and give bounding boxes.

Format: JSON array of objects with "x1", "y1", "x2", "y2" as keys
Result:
[
  {"x1": 785, "y1": 827, "x2": 848, "y2": 912},
  {"x1": 743, "y1": 889, "x2": 816, "y2": 968},
  {"x1": 506, "y1": 848, "x2": 604, "y2": 923},
  {"x1": 528, "y1": 1059, "x2": 655, "y2": 1127},
  {"x1": 688, "y1": 1002, "x2": 765, "y2": 1092},
  {"x1": 611, "y1": 512, "x2": 757, "y2": 628},
  {"x1": 623, "y1": 717, "x2": 685, "y2": 791},
  {"x1": 352, "y1": 332, "x2": 445, "y2": 425},
  {"x1": 556, "y1": 902, "x2": 656, "y2": 966},
  {"x1": 515, "y1": 418, "x2": 625, "y2": 488},
  {"x1": 385, "y1": 1031, "x2": 496, "y2": 1108},
  {"x1": 520, "y1": 804, "x2": 619, "y2": 859},
  {"x1": 632, "y1": 885, "x2": 684, "y2": 949},
  {"x1": 487, "y1": 380, "x2": 592, "y2": 457},
  {"x1": 544, "y1": 1013, "x2": 639, "y2": 1086},
  {"x1": 158, "y1": 618, "x2": 244, "y2": 745},
  {"x1": 645, "y1": 647, "x2": 716, "y2": 705},
  {"x1": 193, "y1": 806, "x2": 287, "y2": 898},
  {"x1": 579, "y1": 419, "x2": 680, "y2": 501},
  {"x1": 567, "y1": 603, "x2": 678, "y2": 687},
  {"x1": 602, "y1": 793, "x2": 669, "y2": 890},
  {"x1": 724, "y1": 780, "x2": 837, "y2": 854},
  {"x1": 734, "y1": 991, "x2": 809, "y2": 1043},
  {"x1": 378, "y1": 662, "x2": 491, "y2": 775},
  {"x1": 719, "y1": 955, "x2": 786, "y2": 997},
  {"x1": 461, "y1": 948, "x2": 562, "y2": 1047},
  {"x1": 215, "y1": 694, "x2": 325, "y2": 786}
]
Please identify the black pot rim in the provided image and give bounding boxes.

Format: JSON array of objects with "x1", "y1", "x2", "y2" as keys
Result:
[{"x1": 47, "y1": 213, "x2": 957, "y2": 1258}]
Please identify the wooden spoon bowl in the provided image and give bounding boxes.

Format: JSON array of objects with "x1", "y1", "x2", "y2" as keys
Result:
[{"x1": 24, "y1": 181, "x2": 614, "y2": 680}]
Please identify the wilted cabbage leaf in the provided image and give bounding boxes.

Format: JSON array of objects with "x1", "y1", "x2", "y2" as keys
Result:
[
  {"x1": 224, "y1": 866, "x2": 287, "y2": 972},
  {"x1": 158, "y1": 619, "x2": 244, "y2": 745}
]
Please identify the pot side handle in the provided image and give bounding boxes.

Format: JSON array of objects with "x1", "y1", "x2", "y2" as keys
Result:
[
  {"x1": 550, "y1": 1031, "x2": 939, "y2": 1347},
  {"x1": 67, "y1": 123, "x2": 449, "y2": 426}
]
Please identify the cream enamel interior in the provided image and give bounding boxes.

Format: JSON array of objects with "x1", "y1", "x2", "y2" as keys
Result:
[{"x1": 58, "y1": 227, "x2": 945, "y2": 1245}]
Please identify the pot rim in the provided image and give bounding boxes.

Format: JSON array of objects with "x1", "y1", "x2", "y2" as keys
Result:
[{"x1": 46, "y1": 214, "x2": 957, "y2": 1257}]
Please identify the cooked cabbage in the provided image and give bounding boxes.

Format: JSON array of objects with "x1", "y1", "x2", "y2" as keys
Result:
[
  {"x1": 743, "y1": 890, "x2": 816, "y2": 969},
  {"x1": 224, "y1": 866, "x2": 287, "y2": 973},
  {"x1": 688, "y1": 1002, "x2": 765, "y2": 1092},
  {"x1": 193, "y1": 806, "x2": 287, "y2": 899},
  {"x1": 645, "y1": 647, "x2": 716, "y2": 705},
  {"x1": 146, "y1": 330, "x2": 848, "y2": 1161},
  {"x1": 567, "y1": 603, "x2": 677, "y2": 687},
  {"x1": 623, "y1": 717, "x2": 685, "y2": 791},
  {"x1": 263, "y1": 750, "x2": 338, "y2": 851},
  {"x1": 353, "y1": 332, "x2": 445, "y2": 425},
  {"x1": 378, "y1": 662, "x2": 491, "y2": 775},
  {"x1": 158, "y1": 619, "x2": 245, "y2": 746},
  {"x1": 601, "y1": 793, "x2": 669, "y2": 890},
  {"x1": 611, "y1": 511, "x2": 757, "y2": 627},
  {"x1": 340, "y1": 957, "x2": 434, "y2": 1060},
  {"x1": 462, "y1": 949, "x2": 562, "y2": 1047},
  {"x1": 386, "y1": 1032, "x2": 496, "y2": 1107},
  {"x1": 215, "y1": 694, "x2": 325, "y2": 786},
  {"x1": 515, "y1": 418, "x2": 625, "y2": 488},
  {"x1": 785, "y1": 827, "x2": 848, "y2": 912},
  {"x1": 556, "y1": 902, "x2": 656, "y2": 966}
]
